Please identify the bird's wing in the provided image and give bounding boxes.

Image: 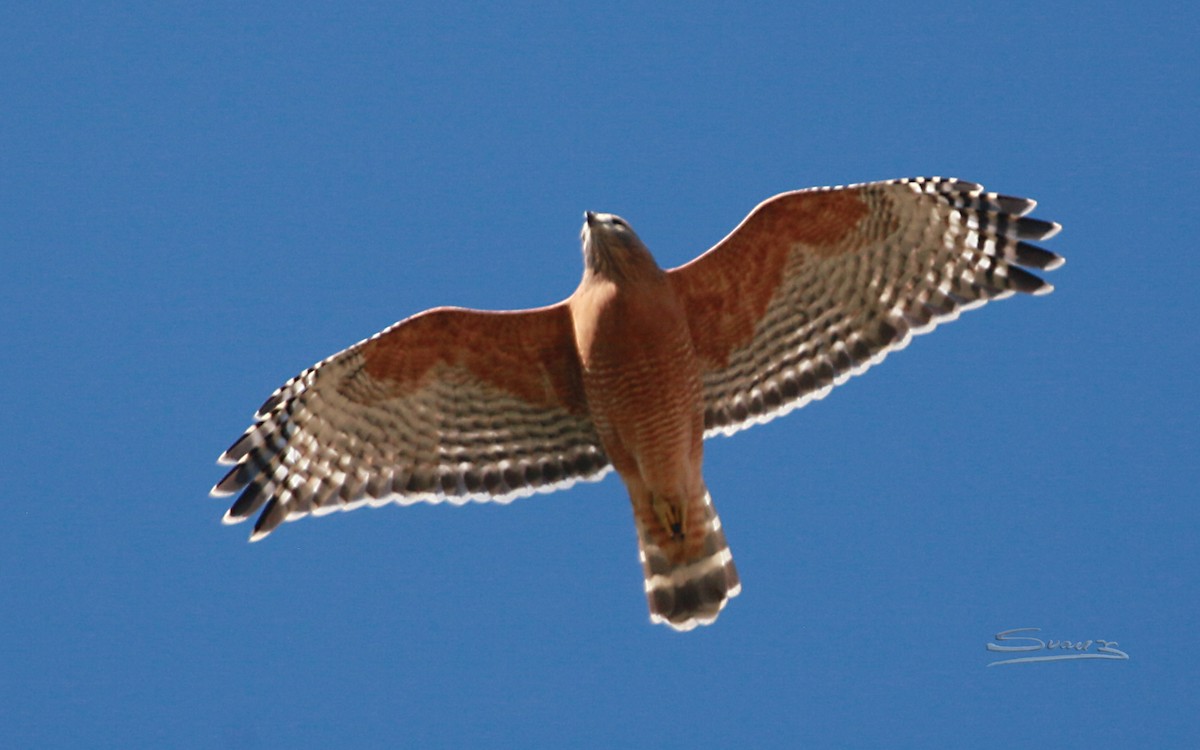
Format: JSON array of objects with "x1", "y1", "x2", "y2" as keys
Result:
[
  {"x1": 212, "y1": 303, "x2": 609, "y2": 540},
  {"x1": 667, "y1": 177, "x2": 1063, "y2": 437}
]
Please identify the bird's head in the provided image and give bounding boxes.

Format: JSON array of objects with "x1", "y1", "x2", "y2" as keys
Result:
[{"x1": 580, "y1": 211, "x2": 660, "y2": 280}]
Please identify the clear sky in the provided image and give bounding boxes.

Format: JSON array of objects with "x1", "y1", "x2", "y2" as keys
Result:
[{"x1": 3, "y1": 2, "x2": 1197, "y2": 748}]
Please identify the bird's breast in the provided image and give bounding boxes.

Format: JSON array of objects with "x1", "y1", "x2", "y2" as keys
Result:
[{"x1": 570, "y1": 278, "x2": 703, "y2": 483}]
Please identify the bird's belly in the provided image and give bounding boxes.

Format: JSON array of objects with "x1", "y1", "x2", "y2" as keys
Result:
[{"x1": 580, "y1": 316, "x2": 704, "y2": 488}]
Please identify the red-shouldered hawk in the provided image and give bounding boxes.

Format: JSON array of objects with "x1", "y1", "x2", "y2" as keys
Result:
[{"x1": 212, "y1": 177, "x2": 1062, "y2": 630}]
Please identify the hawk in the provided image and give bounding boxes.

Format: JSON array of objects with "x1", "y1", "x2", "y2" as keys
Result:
[{"x1": 212, "y1": 177, "x2": 1062, "y2": 631}]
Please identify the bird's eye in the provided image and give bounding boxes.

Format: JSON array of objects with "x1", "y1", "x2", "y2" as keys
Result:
[{"x1": 612, "y1": 217, "x2": 626, "y2": 228}]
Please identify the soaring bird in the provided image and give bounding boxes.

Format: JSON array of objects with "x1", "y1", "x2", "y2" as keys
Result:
[{"x1": 212, "y1": 177, "x2": 1063, "y2": 631}]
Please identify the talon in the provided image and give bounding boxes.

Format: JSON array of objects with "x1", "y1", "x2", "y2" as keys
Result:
[{"x1": 651, "y1": 494, "x2": 687, "y2": 542}]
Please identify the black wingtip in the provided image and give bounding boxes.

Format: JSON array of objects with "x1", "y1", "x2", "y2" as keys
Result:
[
  {"x1": 1013, "y1": 241, "x2": 1065, "y2": 271},
  {"x1": 219, "y1": 430, "x2": 257, "y2": 465},
  {"x1": 1015, "y1": 217, "x2": 1062, "y2": 241},
  {"x1": 212, "y1": 463, "x2": 250, "y2": 497},
  {"x1": 226, "y1": 481, "x2": 272, "y2": 525},
  {"x1": 993, "y1": 193, "x2": 1037, "y2": 217},
  {"x1": 1006, "y1": 265, "x2": 1053, "y2": 296},
  {"x1": 255, "y1": 392, "x2": 284, "y2": 419},
  {"x1": 249, "y1": 498, "x2": 286, "y2": 542}
]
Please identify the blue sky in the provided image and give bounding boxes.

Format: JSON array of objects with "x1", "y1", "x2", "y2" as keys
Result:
[{"x1": 3, "y1": 2, "x2": 1197, "y2": 747}]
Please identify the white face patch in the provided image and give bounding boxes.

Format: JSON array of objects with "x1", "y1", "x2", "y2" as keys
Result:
[{"x1": 579, "y1": 212, "x2": 655, "y2": 277}]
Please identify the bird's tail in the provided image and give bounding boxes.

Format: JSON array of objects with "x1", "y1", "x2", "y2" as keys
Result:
[{"x1": 633, "y1": 486, "x2": 741, "y2": 631}]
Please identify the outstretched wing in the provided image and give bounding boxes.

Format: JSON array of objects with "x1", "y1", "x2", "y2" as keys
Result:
[
  {"x1": 668, "y1": 177, "x2": 1063, "y2": 437},
  {"x1": 212, "y1": 303, "x2": 609, "y2": 540}
]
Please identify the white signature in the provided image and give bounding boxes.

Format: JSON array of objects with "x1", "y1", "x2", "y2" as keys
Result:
[{"x1": 987, "y1": 627, "x2": 1129, "y2": 667}]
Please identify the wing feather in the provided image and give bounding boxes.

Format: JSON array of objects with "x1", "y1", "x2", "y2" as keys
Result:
[
  {"x1": 668, "y1": 177, "x2": 1063, "y2": 438},
  {"x1": 212, "y1": 303, "x2": 609, "y2": 540}
]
